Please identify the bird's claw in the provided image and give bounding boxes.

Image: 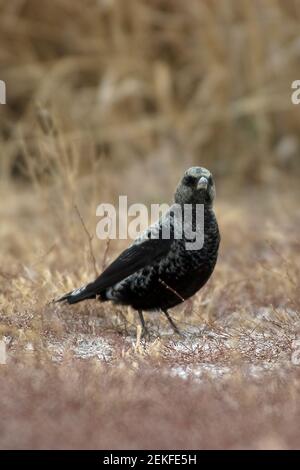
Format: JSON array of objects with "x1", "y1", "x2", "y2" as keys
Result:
[{"x1": 141, "y1": 326, "x2": 151, "y2": 340}]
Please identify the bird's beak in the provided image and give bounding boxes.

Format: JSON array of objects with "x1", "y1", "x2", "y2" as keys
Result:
[{"x1": 197, "y1": 176, "x2": 208, "y2": 190}]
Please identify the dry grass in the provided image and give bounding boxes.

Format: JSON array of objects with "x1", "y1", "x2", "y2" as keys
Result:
[
  {"x1": 1, "y1": 0, "x2": 300, "y2": 185},
  {"x1": 1, "y1": 0, "x2": 300, "y2": 450}
]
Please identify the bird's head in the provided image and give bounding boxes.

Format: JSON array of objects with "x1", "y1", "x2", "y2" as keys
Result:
[{"x1": 174, "y1": 167, "x2": 216, "y2": 206}]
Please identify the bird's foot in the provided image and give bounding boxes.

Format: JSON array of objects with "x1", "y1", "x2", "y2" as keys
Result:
[
  {"x1": 141, "y1": 326, "x2": 151, "y2": 340},
  {"x1": 172, "y1": 325, "x2": 185, "y2": 338},
  {"x1": 162, "y1": 310, "x2": 185, "y2": 338}
]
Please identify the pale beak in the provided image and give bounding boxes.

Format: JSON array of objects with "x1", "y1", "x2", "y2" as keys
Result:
[{"x1": 197, "y1": 176, "x2": 208, "y2": 190}]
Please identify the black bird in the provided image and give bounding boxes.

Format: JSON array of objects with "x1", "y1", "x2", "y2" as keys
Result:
[{"x1": 56, "y1": 167, "x2": 220, "y2": 335}]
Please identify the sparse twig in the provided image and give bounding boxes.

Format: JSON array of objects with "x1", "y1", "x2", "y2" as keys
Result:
[
  {"x1": 32, "y1": 243, "x2": 57, "y2": 267},
  {"x1": 74, "y1": 204, "x2": 98, "y2": 277},
  {"x1": 102, "y1": 237, "x2": 111, "y2": 271},
  {"x1": 158, "y1": 278, "x2": 185, "y2": 303}
]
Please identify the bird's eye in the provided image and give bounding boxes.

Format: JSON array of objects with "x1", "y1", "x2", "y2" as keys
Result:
[{"x1": 183, "y1": 175, "x2": 196, "y2": 186}]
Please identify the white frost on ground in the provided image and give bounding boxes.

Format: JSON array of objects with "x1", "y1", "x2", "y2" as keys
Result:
[
  {"x1": 47, "y1": 334, "x2": 113, "y2": 362},
  {"x1": 73, "y1": 336, "x2": 112, "y2": 360},
  {"x1": 17, "y1": 306, "x2": 298, "y2": 383},
  {"x1": 168, "y1": 360, "x2": 287, "y2": 382},
  {"x1": 169, "y1": 364, "x2": 232, "y2": 381}
]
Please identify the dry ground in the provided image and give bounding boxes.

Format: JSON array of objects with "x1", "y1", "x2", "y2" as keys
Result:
[
  {"x1": 0, "y1": 169, "x2": 300, "y2": 449},
  {"x1": 1, "y1": 0, "x2": 300, "y2": 450}
]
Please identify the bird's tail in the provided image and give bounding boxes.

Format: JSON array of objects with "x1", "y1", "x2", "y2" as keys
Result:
[{"x1": 55, "y1": 284, "x2": 96, "y2": 304}]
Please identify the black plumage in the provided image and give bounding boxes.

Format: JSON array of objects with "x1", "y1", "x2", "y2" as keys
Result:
[{"x1": 56, "y1": 167, "x2": 220, "y2": 334}]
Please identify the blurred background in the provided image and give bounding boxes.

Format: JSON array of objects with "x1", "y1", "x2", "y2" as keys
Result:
[
  {"x1": 1, "y1": 0, "x2": 300, "y2": 450},
  {"x1": 1, "y1": 0, "x2": 300, "y2": 285},
  {"x1": 1, "y1": 0, "x2": 300, "y2": 192}
]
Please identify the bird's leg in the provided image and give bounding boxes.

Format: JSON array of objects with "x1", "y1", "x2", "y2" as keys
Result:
[
  {"x1": 162, "y1": 309, "x2": 182, "y2": 336},
  {"x1": 138, "y1": 310, "x2": 149, "y2": 338}
]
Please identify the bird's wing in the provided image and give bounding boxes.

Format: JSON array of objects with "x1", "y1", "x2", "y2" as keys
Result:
[
  {"x1": 56, "y1": 234, "x2": 172, "y2": 304},
  {"x1": 85, "y1": 209, "x2": 176, "y2": 294},
  {"x1": 86, "y1": 235, "x2": 172, "y2": 294},
  {"x1": 55, "y1": 209, "x2": 175, "y2": 304}
]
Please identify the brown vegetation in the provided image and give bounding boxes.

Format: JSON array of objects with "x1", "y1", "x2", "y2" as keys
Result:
[{"x1": 0, "y1": 0, "x2": 300, "y2": 449}]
